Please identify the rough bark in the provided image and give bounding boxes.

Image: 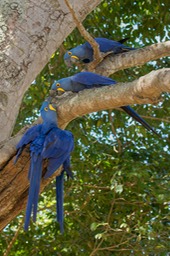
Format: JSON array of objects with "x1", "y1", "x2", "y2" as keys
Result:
[
  {"x1": 0, "y1": 0, "x2": 101, "y2": 143},
  {"x1": 0, "y1": 67, "x2": 170, "y2": 231}
]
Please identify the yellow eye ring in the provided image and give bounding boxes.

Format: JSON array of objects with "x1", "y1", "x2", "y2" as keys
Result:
[
  {"x1": 68, "y1": 51, "x2": 72, "y2": 56},
  {"x1": 44, "y1": 107, "x2": 48, "y2": 111},
  {"x1": 56, "y1": 83, "x2": 60, "y2": 87}
]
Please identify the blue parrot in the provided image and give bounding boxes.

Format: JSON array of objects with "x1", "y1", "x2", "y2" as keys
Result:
[
  {"x1": 50, "y1": 72, "x2": 159, "y2": 136},
  {"x1": 15, "y1": 99, "x2": 74, "y2": 233},
  {"x1": 64, "y1": 37, "x2": 136, "y2": 66}
]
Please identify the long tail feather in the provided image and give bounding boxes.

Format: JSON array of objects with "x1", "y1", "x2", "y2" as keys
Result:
[
  {"x1": 121, "y1": 106, "x2": 160, "y2": 137},
  {"x1": 24, "y1": 154, "x2": 42, "y2": 230},
  {"x1": 56, "y1": 171, "x2": 64, "y2": 233}
]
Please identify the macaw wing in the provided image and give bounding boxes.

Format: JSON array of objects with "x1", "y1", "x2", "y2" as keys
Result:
[
  {"x1": 42, "y1": 128, "x2": 74, "y2": 178},
  {"x1": 42, "y1": 128, "x2": 73, "y2": 159},
  {"x1": 71, "y1": 72, "x2": 116, "y2": 86},
  {"x1": 15, "y1": 124, "x2": 42, "y2": 163},
  {"x1": 85, "y1": 37, "x2": 135, "y2": 53},
  {"x1": 44, "y1": 155, "x2": 69, "y2": 179},
  {"x1": 16, "y1": 125, "x2": 42, "y2": 150},
  {"x1": 96, "y1": 38, "x2": 124, "y2": 52},
  {"x1": 84, "y1": 38, "x2": 123, "y2": 52}
]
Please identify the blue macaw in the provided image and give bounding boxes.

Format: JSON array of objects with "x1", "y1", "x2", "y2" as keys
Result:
[
  {"x1": 15, "y1": 99, "x2": 74, "y2": 233},
  {"x1": 64, "y1": 37, "x2": 136, "y2": 66},
  {"x1": 51, "y1": 72, "x2": 159, "y2": 136}
]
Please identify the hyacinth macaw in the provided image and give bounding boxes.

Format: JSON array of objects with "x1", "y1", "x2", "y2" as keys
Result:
[
  {"x1": 64, "y1": 37, "x2": 136, "y2": 66},
  {"x1": 15, "y1": 99, "x2": 74, "y2": 233},
  {"x1": 50, "y1": 72, "x2": 159, "y2": 136}
]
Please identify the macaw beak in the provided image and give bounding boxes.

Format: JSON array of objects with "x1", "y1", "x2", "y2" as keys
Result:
[
  {"x1": 49, "y1": 104, "x2": 56, "y2": 111},
  {"x1": 56, "y1": 88, "x2": 65, "y2": 92},
  {"x1": 71, "y1": 55, "x2": 79, "y2": 60},
  {"x1": 64, "y1": 55, "x2": 79, "y2": 66},
  {"x1": 71, "y1": 55, "x2": 79, "y2": 63},
  {"x1": 56, "y1": 87, "x2": 65, "y2": 96},
  {"x1": 44, "y1": 96, "x2": 57, "y2": 110}
]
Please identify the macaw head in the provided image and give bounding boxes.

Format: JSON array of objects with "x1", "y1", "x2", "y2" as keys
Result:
[
  {"x1": 64, "y1": 44, "x2": 91, "y2": 66},
  {"x1": 50, "y1": 77, "x2": 72, "y2": 94},
  {"x1": 40, "y1": 98, "x2": 57, "y2": 123}
]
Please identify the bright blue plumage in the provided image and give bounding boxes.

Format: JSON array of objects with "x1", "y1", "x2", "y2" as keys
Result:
[
  {"x1": 51, "y1": 72, "x2": 116, "y2": 92},
  {"x1": 71, "y1": 72, "x2": 116, "y2": 86},
  {"x1": 64, "y1": 37, "x2": 136, "y2": 66},
  {"x1": 15, "y1": 99, "x2": 74, "y2": 232},
  {"x1": 51, "y1": 72, "x2": 159, "y2": 136},
  {"x1": 56, "y1": 171, "x2": 64, "y2": 233}
]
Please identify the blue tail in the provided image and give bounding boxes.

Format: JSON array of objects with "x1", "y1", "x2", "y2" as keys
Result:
[
  {"x1": 56, "y1": 171, "x2": 64, "y2": 233},
  {"x1": 121, "y1": 106, "x2": 159, "y2": 137},
  {"x1": 55, "y1": 158, "x2": 73, "y2": 234},
  {"x1": 24, "y1": 154, "x2": 42, "y2": 230}
]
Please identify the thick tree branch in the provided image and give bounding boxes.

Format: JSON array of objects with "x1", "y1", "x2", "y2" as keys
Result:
[{"x1": 0, "y1": 68, "x2": 169, "y2": 231}]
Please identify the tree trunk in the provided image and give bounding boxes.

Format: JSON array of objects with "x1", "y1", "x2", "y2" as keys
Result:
[{"x1": 0, "y1": 0, "x2": 101, "y2": 143}]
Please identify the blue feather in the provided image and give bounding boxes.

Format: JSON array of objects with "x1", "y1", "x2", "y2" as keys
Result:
[
  {"x1": 14, "y1": 125, "x2": 42, "y2": 164},
  {"x1": 55, "y1": 157, "x2": 73, "y2": 233},
  {"x1": 121, "y1": 106, "x2": 159, "y2": 136},
  {"x1": 15, "y1": 100, "x2": 74, "y2": 232},
  {"x1": 85, "y1": 38, "x2": 136, "y2": 53},
  {"x1": 24, "y1": 154, "x2": 42, "y2": 230},
  {"x1": 56, "y1": 171, "x2": 64, "y2": 233},
  {"x1": 71, "y1": 72, "x2": 116, "y2": 86}
]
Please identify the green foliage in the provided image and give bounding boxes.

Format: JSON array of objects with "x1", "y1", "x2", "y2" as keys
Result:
[{"x1": 3, "y1": 0, "x2": 170, "y2": 255}]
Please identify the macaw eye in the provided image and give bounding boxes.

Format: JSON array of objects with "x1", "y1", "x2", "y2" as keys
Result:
[
  {"x1": 44, "y1": 107, "x2": 48, "y2": 111},
  {"x1": 56, "y1": 83, "x2": 60, "y2": 87},
  {"x1": 68, "y1": 51, "x2": 72, "y2": 56}
]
